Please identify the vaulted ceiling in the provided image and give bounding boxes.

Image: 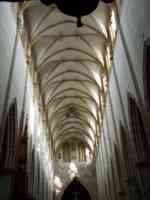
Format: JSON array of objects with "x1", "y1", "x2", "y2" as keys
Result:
[{"x1": 19, "y1": 0, "x2": 116, "y2": 158}]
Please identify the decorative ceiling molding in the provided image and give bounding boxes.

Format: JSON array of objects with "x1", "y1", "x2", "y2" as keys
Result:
[{"x1": 20, "y1": 1, "x2": 116, "y2": 158}]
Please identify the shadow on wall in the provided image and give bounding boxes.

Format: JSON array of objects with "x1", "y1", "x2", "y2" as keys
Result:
[{"x1": 0, "y1": 99, "x2": 18, "y2": 200}]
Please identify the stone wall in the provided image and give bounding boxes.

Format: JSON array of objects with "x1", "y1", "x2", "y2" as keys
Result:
[
  {"x1": 0, "y1": 2, "x2": 26, "y2": 126},
  {"x1": 96, "y1": 0, "x2": 150, "y2": 200},
  {"x1": 0, "y1": 3, "x2": 54, "y2": 200}
]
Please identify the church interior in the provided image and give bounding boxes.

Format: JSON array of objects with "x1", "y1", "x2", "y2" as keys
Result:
[{"x1": 0, "y1": 0, "x2": 150, "y2": 199}]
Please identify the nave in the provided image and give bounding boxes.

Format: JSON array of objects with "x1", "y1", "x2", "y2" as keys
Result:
[{"x1": 0, "y1": 0, "x2": 150, "y2": 200}]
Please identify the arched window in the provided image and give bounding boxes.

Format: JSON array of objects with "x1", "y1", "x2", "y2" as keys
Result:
[
  {"x1": 59, "y1": 140, "x2": 86, "y2": 162},
  {"x1": 120, "y1": 122, "x2": 143, "y2": 199},
  {"x1": 0, "y1": 100, "x2": 18, "y2": 169},
  {"x1": 128, "y1": 95, "x2": 150, "y2": 162},
  {"x1": 128, "y1": 94, "x2": 150, "y2": 195}
]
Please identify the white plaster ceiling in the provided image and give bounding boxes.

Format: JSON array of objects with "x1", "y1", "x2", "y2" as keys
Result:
[{"x1": 21, "y1": 0, "x2": 115, "y2": 156}]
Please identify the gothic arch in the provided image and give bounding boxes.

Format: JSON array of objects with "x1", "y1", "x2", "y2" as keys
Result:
[
  {"x1": 128, "y1": 94, "x2": 150, "y2": 195},
  {"x1": 143, "y1": 38, "x2": 150, "y2": 110},
  {"x1": 61, "y1": 177, "x2": 91, "y2": 200},
  {"x1": 128, "y1": 94, "x2": 150, "y2": 162},
  {"x1": 0, "y1": 99, "x2": 18, "y2": 169}
]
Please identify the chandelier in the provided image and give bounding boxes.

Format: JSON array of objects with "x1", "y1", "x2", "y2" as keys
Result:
[
  {"x1": 41, "y1": 0, "x2": 115, "y2": 27},
  {"x1": 3, "y1": 0, "x2": 114, "y2": 27}
]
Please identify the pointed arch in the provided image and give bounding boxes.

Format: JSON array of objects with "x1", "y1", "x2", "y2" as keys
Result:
[
  {"x1": 120, "y1": 122, "x2": 145, "y2": 199},
  {"x1": 128, "y1": 94, "x2": 150, "y2": 195},
  {"x1": 0, "y1": 99, "x2": 18, "y2": 169},
  {"x1": 128, "y1": 94, "x2": 150, "y2": 162},
  {"x1": 61, "y1": 177, "x2": 91, "y2": 200}
]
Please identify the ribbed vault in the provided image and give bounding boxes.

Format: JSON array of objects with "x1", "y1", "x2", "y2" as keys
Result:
[{"x1": 20, "y1": 0, "x2": 116, "y2": 159}]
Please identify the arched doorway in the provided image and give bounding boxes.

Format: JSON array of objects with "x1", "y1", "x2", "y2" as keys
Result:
[{"x1": 62, "y1": 178, "x2": 91, "y2": 200}]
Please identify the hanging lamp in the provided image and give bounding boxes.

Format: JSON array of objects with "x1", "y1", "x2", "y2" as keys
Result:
[
  {"x1": 2, "y1": 0, "x2": 114, "y2": 27},
  {"x1": 40, "y1": 0, "x2": 115, "y2": 27}
]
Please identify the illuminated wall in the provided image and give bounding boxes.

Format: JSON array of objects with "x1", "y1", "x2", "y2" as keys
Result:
[
  {"x1": 56, "y1": 139, "x2": 90, "y2": 162},
  {"x1": 0, "y1": 3, "x2": 54, "y2": 200},
  {"x1": 96, "y1": 1, "x2": 150, "y2": 200}
]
